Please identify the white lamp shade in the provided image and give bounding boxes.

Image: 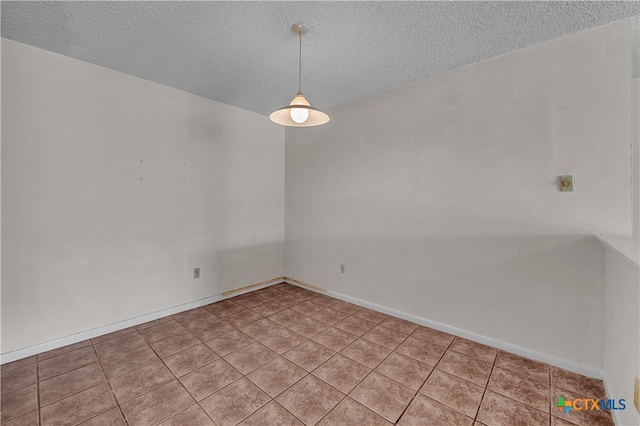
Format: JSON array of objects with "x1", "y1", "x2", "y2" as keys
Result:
[{"x1": 270, "y1": 94, "x2": 330, "y2": 127}]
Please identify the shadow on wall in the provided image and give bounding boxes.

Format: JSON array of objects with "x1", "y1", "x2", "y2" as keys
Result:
[
  {"x1": 211, "y1": 241, "x2": 284, "y2": 294},
  {"x1": 285, "y1": 234, "x2": 606, "y2": 367},
  {"x1": 0, "y1": 240, "x2": 284, "y2": 354}
]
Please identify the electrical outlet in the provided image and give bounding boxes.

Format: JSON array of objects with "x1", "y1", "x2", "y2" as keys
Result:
[
  {"x1": 634, "y1": 377, "x2": 639, "y2": 414},
  {"x1": 193, "y1": 268, "x2": 200, "y2": 279},
  {"x1": 340, "y1": 264, "x2": 345, "y2": 273}
]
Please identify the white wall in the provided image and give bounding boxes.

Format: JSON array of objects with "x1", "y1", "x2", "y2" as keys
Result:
[
  {"x1": 603, "y1": 248, "x2": 639, "y2": 426},
  {"x1": 0, "y1": 33, "x2": 3, "y2": 356},
  {"x1": 634, "y1": 78, "x2": 639, "y2": 238},
  {"x1": 285, "y1": 20, "x2": 632, "y2": 369},
  {"x1": 1, "y1": 39, "x2": 285, "y2": 353}
]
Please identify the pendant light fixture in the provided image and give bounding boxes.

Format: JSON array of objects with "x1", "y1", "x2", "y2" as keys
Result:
[{"x1": 270, "y1": 24, "x2": 330, "y2": 127}]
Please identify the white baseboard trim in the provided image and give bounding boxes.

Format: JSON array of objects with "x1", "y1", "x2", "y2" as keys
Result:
[
  {"x1": 283, "y1": 279, "x2": 605, "y2": 380},
  {"x1": 2, "y1": 275, "x2": 607, "y2": 384},
  {"x1": 323, "y1": 287, "x2": 605, "y2": 380},
  {"x1": 0, "y1": 277, "x2": 283, "y2": 365}
]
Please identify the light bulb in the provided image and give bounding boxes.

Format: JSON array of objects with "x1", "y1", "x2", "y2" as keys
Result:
[{"x1": 290, "y1": 107, "x2": 309, "y2": 124}]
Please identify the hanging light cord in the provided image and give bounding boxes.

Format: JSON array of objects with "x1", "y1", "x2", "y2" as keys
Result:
[{"x1": 298, "y1": 30, "x2": 302, "y2": 94}]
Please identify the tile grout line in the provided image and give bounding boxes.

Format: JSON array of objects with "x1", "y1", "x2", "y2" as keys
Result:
[
  {"x1": 394, "y1": 333, "x2": 458, "y2": 425},
  {"x1": 34, "y1": 342, "x2": 95, "y2": 380},
  {"x1": 167, "y1": 300, "x2": 282, "y2": 424},
  {"x1": 89, "y1": 342, "x2": 129, "y2": 425},
  {"x1": 36, "y1": 357, "x2": 42, "y2": 426},
  {"x1": 34, "y1": 345, "x2": 103, "y2": 400},
  {"x1": 260, "y1": 294, "x2": 430, "y2": 424},
  {"x1": 480, "y1": 381, "x2": 555, "y2": 423},
  {"x1": 263, "y1": 371, "x2": 311, "y2": 425},
  {"x1": 549, "y1": 367, "x2": 552, "y2": 426},
  {"x1": 301, "y1": 319, "x2": 377, "y2": 425},
  {"x1": 191, "y1": 321, "x2": 300, "y2": 423},
  {"x1": 472, "y1": 347, "x2": 504, "y2": 425},
  {"x1": 313, "y1": 311, "x2": 416, "y2": 424},
  {"x1": 236, "y1": 288, "x2": 343, "y2": 425},
  {"x1": 293, "y1": 286, "x2": 592, "y2": 424},
  {"x1": 119, "y1": 316, "x2": 227, "y2": 424},
  {"x1": 16, "y1": 285, "x2": 598, "y2": 426},
  {"x1": 270, "y1": 306, "x2": 339, "y2": 424},
  {"x1": 123, "y1": 322, "x2": 220, "y2": 425},
  {"x1": 39, "y1": 291, "x2": 385, "y2": 424},
  {"x1": 99, "y1": 328, "x2": 188, "y2": 424},
  {"x1": 138, "y1": 335, "x2": 186, "y2": 425},
  {"x1": 91, "y1": 327, "x2": 138, "y2": 347},
  {"x1": 244, "y1": 294, "x2": 318, "y2": 424},
  {"x1": 476, "y1": 355, "x2": 552, "y2": 424},
  {"x1": 314, "y1": 391, "x2": 350, "y2": 425}
]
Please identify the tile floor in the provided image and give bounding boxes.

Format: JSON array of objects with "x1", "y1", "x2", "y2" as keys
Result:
[{"x1": 1, "y1": 283, "x2": 614, "y2": 426}]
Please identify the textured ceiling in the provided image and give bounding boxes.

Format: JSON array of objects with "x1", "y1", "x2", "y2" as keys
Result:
[{"x1": 2, "y1": 1, "x2": 639, "y2": 116}]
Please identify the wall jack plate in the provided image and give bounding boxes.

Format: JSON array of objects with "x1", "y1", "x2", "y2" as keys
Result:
[
  {"x1": 560, "y1": 175, "x2": 573, "y2": 192},
  {"x1": 193, "y1": 268, "x2": 200, "y2": 279}
]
